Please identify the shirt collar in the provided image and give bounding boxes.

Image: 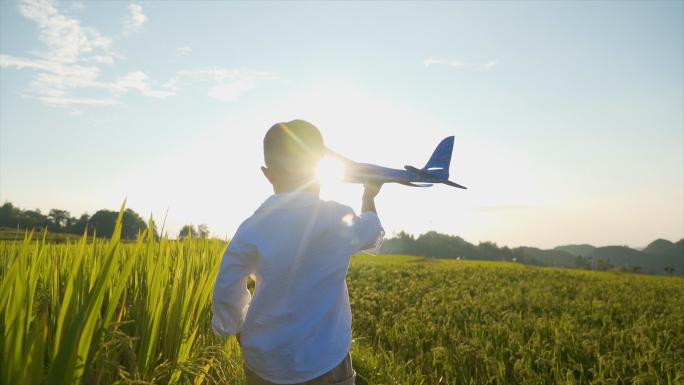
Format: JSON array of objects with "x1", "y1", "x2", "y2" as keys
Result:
[{"x1": 256, "y1": 191, "x2": 321, "y2": 212}]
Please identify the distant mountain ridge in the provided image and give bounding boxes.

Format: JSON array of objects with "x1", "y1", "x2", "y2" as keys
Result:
[
  {"x1": 553, "y1": 244, "x2": 596, "y2": 257},
  {"x1": 523, "y1": 239, "x2": 684, "y2": 275},
  {"x1": 643, "y1": 239, "x2": 675, "y2": 253},
  {"x1": 592, "y1": 240, "x2": 682, "y2": 274},
  {"x1": 527, "y1": 240, "x2": 683, "y2": 275},
  {"x1": 520, "y1": 247, "x2": 576, "y2": 267},
  {"x1": 381, "y1": 233, "x2": 683, "y2": 276}
]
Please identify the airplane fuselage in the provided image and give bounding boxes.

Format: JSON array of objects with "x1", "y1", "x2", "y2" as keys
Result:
[
  {"x1": 341, "y1": 163, "x2": 448, "y2": 184},
  {"x1": 328, "y1": 136, "x2": 466, "y2": 189}
]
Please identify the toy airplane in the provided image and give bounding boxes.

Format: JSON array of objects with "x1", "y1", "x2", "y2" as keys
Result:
[{"x1": 326, "y1": 136, "x2": 466, "y2": 189}]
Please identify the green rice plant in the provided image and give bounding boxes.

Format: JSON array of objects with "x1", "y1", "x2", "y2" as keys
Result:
[
  {"x1": 352, "y1": 254, "x2": 424, "y2": 263},
  {"x1": 347, "y1": 260, "x2": 684, "y2": 384},
  {"x1": 2, "y1": 211, "x2": 682, "y2": 385},
  {"x1": 0, "y1": 201, "x2": 242, "y2": 385}
]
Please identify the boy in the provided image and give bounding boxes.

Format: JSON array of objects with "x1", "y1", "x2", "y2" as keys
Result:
[{"x1": 212, "y1": 120, "x2": 384, "y2": 384}]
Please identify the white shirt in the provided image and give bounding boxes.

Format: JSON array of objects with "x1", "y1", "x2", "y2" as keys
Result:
[{"x1": 211, "y1": 191, "x2": 384, "y2": 384}]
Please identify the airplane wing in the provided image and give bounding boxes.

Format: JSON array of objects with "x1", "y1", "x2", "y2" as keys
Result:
[
  {"x1": 442, "y1": 180, "x2": 467, "y2": 189},
  {"x1": 404, "y1": 165, "x2": 467, "y2": 189},
  {"x1": 404, "y1": 165, "x2": 434, "y2": 178},
  {"x1": 398, "y1": 182, "x2": 433, "y2": 187}
]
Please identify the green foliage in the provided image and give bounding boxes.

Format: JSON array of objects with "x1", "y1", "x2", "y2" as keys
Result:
[
  {"x1": 179, "y1": 224, "x2": 210, "y2": 240},
  {"x1": 47, "y1": 209, "x2": 70, "y2": 230},
  {"x1": 348, "y1": 260, "x2": 684, "y2": 384},
  {"x1": 2, "y1": 215, "x2": 683, "y2": 385},
  {"x1": 89, "y1": 208, "x2": 149, "y2": 240},
  {"x1": 0, "y1": 202, "x2": 50, "y2": 230},
  {"x1": 0, "y1": 227, "x2": 86, "y2": 242},
  {"x1": 352, "y1": 254, "x2": 423, "y2": 263},
  {"x1": 0, "y1": 201, "x2": 156, "y2": 241},
  {"x1": 0, "y1": 202, "x2": 240, "y2": 384},
  {"x1": 383, "y1": 231, "x2": 531, "y2": 262}
]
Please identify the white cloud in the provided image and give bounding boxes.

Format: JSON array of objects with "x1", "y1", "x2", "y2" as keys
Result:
[
  {"x1": 178, "y1": 67, "x2": 277, "y2": 102},
  {"x1": 17, "y1": 0, "x2": 114, "y2": 64},
  {"x1": 1, "y1": 0, "x2": 173, "y2": 108},
  {"x1": 424, "y1": 57, "x2": 499, "y2": 69},
  {"x1": 1, "y1": 54, "x2": 55, "y2": 71},
  {"x1": 85, "y1": 55, "x2": 115, "y2": 65},
  {"x1": 143, "y1": 90, "x2": 177, "y2": 98},
  {"x1": 38, "y1": 96, "x2": 120, "y2": 106},
  {"x1": 177, "y1": 46, "x2": 192, "y2": 55},
  {"x1": 208, "y1": 79, "x2": 255, "y2": 102},
  {"x1": 424, "y1": 58, "x2": 446, "y2": 66},
  {"x1": 162, "y1": 77, "x2": 180, "y2": 91},
  {"x1": 424, "y1": 58, "x2": 471, "y2": 67},
  {"x1": 2, "y1": 1, "x2": 274, "y2": 109},
  {"x1": 110, "y1": 71, "x2": 177, "y2": 98},
  {"x1": 179, "y1": 67, "x2": 243, "y2": 83},
  {"x1": 482, "y1": 60, "x2": 499, "y2": 70},
  {"x1": 68, "y1": 2, "x2": 85, "y2": 11},
  {"x1": 122, "y1": 4, "x2": 148, "y2": 36},
  {"x1": 111, "y1": 71, "x2": 149, "y2": 92}
]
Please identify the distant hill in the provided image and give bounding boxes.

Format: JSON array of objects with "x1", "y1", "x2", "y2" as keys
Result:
[
  {"x1": 588, "y1": 246, "x2": 642, "y2": 266},
  {"x1": 587, "y1": 240, "x2": 683, "y2": 275},
  {"x1": 379, "y1": 231, "x2": 682, "y2": 276},
  {"x1": 518, "y1": 247, "x2": 577, "y2": 267},
  {"x1": 654, "y1": 239, "x2": 683, "y2": 262},
  {"x1": 527, "y1": 240, "x2": 683, "y2": 275},
  {"x1": 642, "y1": 239, "x2": 675, "y2": 253},
  {"x1": 554, "y1": 244, "x2": 596, "y2": 257}
]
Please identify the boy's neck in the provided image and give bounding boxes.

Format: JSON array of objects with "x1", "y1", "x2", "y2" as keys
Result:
[{"x1": 272, "y1": 180, "x2": 321, "y2": 195}]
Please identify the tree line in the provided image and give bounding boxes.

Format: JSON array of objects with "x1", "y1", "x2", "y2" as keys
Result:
[
  {"x1": 0, "y1": 201, "x2": 213, "y2": 241},
  {"x1": 178, "y1": 224, "x2": 210, "y2": 239},
  {"x1": 381, "y1": 231, "x2": 537, "y2": 264},
  {"x1": 0, "y1": 201, "x2": 155, "y2": 240}
]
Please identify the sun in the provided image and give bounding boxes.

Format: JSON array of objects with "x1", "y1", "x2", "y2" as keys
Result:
[{"x1": 316, "y1": 156, "x2": 345, "y2": 184}]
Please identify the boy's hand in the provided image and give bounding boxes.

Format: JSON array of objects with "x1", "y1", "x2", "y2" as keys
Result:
[
  {"x1": 362, "y1": 181, "x2": 383, "y2": 214},
  {"x1": 363, "y1": 181, "x2": 383, "y2": 200}
]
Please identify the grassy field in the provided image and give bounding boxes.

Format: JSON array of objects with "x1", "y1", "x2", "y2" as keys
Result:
[
  {"x1": 0, "y1": 227, "x2": 86, "y2": 243},
  {"x1": 348, "y1": 260, "x2": 684, "y2": 384},
  {"x1": 1, "y1": 211, "x2": 683, "y2": 384}
]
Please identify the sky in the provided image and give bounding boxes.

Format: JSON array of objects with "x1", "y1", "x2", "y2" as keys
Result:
[{"x1": 1, "y1": 0, "x2": 682, "y2": 249}]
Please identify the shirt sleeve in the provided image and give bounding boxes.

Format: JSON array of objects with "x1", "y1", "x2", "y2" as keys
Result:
[
  {"x1": 211, "y1": 235, "x2": 256, "y2": 337},
  {"x1": 352, "y1": 211, "x2": 385, "y2": 255}
]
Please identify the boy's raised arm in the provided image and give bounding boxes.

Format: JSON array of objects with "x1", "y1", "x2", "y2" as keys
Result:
[
  {"x1": 354, "y1": 181, "x2": 384, "y2": 255},
  {"x1": 361, "y1": 181, "x2": 383, "y2": 214}
]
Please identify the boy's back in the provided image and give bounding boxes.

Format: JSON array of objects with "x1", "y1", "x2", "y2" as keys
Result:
[
  {"x1": 211, "y1": 120, "x2": 383, "y2": 384},
  {"x1": 213, "y1": 192, "x2": 382, "y2": 382}
]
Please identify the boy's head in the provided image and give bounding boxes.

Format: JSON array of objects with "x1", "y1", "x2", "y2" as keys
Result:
[{"x1": 262, "y1": 120, "x2": 326, "y2": 191}]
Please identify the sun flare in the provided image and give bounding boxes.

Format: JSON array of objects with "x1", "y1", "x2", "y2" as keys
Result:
[{"x1": 317, "y1": 156, "x2": 345, "y2": 184}]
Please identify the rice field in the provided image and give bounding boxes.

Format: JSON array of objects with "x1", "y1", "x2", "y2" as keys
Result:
[
  {"x1": 1, "y1": 206, "x2": 683, "y2": 384},
  {"x1": 348, "y1": 260, "x2": 684, "y2": 384}
]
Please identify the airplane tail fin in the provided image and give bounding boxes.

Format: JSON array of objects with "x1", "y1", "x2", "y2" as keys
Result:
[{"x1": 422, "y1": 136, "x2": 454, "y2": 177}]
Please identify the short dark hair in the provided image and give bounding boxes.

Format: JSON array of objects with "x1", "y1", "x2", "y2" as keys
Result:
[{"x1": 263, "y1": 120, "x2": 325, "y2": 176}]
